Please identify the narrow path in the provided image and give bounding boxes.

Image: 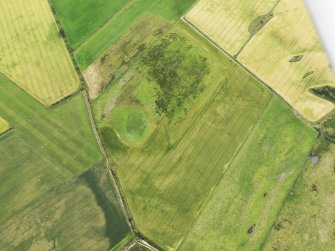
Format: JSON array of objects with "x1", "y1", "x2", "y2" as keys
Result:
[
  {"x1": 47, "y1": 1, "x2": 159, "y2": 250},
  {"x1": 234, "y1": 0, "x2": 281, "y2": 58}
]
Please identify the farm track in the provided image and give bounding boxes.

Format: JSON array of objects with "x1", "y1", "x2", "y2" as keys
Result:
[
  {"x1": 234, "y1": 0, "x2": 281, "y2": 58},
  {"x1": 182, "y1": 16, "x2": 313, "y2": 126},
  {"x1": 46, "y1": 1, "x2": 325, "y2": 250},
  {"x1": 47, "y1": 2, "x2": 160, "y2": 249}
]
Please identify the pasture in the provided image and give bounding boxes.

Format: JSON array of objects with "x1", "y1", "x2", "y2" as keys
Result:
[
  {"x1": 75, "y1": 0, "x2": 197, "y2": 69},
  {"x1": 49, "y1": 0, "x2": 129, "y2": 48},
  {"x1": 238, "y1": 0, "x2": 335, "y2": 121},
  {"x1": 0, "y1": 0, "x2": 79, "y2": 106},
  {"x1": 178, "y1": 98, "x2": 316, "y2": 251},
  {"x1": 0, "y1": 118, "x2": 9, "y2": 135},
  {"x1": 185, "y1": 0, "x2": 278, "y2": 55},
  {"x1": 83, "y1": 15, "x2": 169, "y2": 99},
  {"x1": 0, "y1": 163, "x2": 131, "y2": 251},
  {"x1": 0, "y1": 73, "x2": 101, "y2": 224},
  {"x1": 93, "y1": 23, "x2": 272, "y2": 249},
  {"x1": 264, "y1": 139, "x2": 335, "y2": 251}
]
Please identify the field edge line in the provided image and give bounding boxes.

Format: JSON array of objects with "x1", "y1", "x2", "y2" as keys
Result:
[
  {"x1": 181, "y1": 16, "x2": 323, "y2": 124},
  {"x1": 175, "y1": 95, "x2": 274, "y2": 251},
  {"x1": 259, "y1": 134, "x2": 321, "y2": 250}
]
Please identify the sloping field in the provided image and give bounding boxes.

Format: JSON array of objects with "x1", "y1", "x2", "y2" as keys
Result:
[
  {"x1": 264, "y1": 139, "x2": 335, "y2": 250},
  {"x1": 185, "y1": 0, "x2": 278, "y2": 56},
  {"x1": 0, "y1": 117, "x2": 9, "y2": 135},
  {"x1": 238, "y1": 0, "x2": 335, "y2": 121},
  {"x1": 178, "y1": 98, "x2": 316, "y2": 251},
  {"x1": 0, "y1": 73, "x2": 101, "y2": 224},
  {"x1": 94, "y1": 24, "x2": 272, "y2": 249},
  {"x1": 0, "y1": 0, "x2": 79, "y2": 106},
  {"x1": 0, "y1": 163, "x2": 131, "y2": 251},
  {"x1": 186, "y1": 0, "x2": 335, "y2": 121},
  {"x1": 75, "y1": 0, "x2": 196, "y2": 68},
  {"x1": 49, "y1": 0, "x2": 130, "y2": 48}
]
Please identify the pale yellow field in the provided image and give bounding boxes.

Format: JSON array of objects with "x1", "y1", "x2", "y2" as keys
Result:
[
  {"x1": 238, "y1": 0, "x2": 335, "y2": 121},
  {"x1": 186, "y1": 0, "x2": 335, "y2": 121},
  {"x1": 0, "y1": 117, "x2": 9, "y2": 134},
  {"x1": 0, "y1": 0, "x2": 79, "y2": 106},
  {"x1": 185, "y1": 0, "x2": 278, "y2": 56}
]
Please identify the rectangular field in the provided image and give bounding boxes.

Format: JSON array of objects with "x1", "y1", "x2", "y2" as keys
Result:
[
  {"x1": 49, "y1": 0, "x2": 130, "y2": 48},
  {"x1": 239, "y1": 0, "x2": 335, "y2": 121},
  {"x1": 264, "y1": 139, "x2": 335, "y2": 250},
  {"x1": 186, "y1": 0, "x2": 335, "y2": 121},
  {"x1": 185, "y1": 0, "x2": 278, "y2": 55},
  {"x1": 0, "y1": 0, "x2": 79, "y2": 106},
  {"x1": 75, "y1": 0, "x2": 196, "y2": 69},
  {"x1": 0, "y1": 163, "x2": 131, "y2": 251},
  {"x1": 179, "y1": 98, "x2": 316, "y2": 251},
  {"x1": 93, "y1": 23, "x2": 272, "y2": 249},
  {"x1": 0, "y1": 73, "x2": 101, "y2": 224},
  {"x1": 0, "y1": 117, "x2": 9, "y2": 135}
]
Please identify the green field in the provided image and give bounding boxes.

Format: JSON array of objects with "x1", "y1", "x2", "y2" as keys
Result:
[
  {"x1": 49, "y1": 0, "x2": 130, "y2": 48},
  {"x1": 83, "y1": 15, "x2": 169, "y2": 99},
  {"x1": 0, "y1": 0, "x2": 80, "y2": 106},
  {"x1": 0, "y1": 117, "x2": 9, "y2": 135},
  {"x1": 93, "y1": 23, "x2": 272, "y2": 249},
  {"x1": 75, "y1": 0, "x2": 197, "y2": 68},
  {"x1": 0, "y1": 163, "x2": 131, "y2": 251},
  {"x1": 178, "y1": 98, "x2": 316, "y2": 251},
  {"x1": 264, "y1": 139, "x2": 335, "y2": 250},
  {"x1": 0, "y1": 1, "x2": 330, "y2": 250},
  {"x1": 0, "y1": 73, "x2": 101, "y2": 224}
]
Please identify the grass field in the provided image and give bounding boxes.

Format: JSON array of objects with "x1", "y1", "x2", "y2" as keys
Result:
[
  {"x1": 0, "y1": 0, "x2": 79, "y2": 106},
  {"x1": 49, "y1": 0, "x2": 130, "y2": 48},
  {"x1": 178, "y1": 98, "x2": 316, "y2": 251},
  {"x1": 264, "y1": 139, "x2": 335, "y2": 251},
  {"x1": 0, "y1": 117, "x2": 9, "y2": 135},
  {"x1": 75, "y1": 0, "x2": 196, "y2": 69},
  {"x1": 93, "y1": 23, "x2": 272, "y2": 249},
  {"x1": 238, "y1": 0, "x2": 335, "y2": 121},
  {"x1": 0, "y1": 73, "x2": 102, "y2": 224},
  {"x1": 185, "y1": 0, "x2": 278, "y2": 55},
  {"x1": 0, "y1": 163, "x2": 131, "y2": 251},
  {"x1": 186, "y1": 0, "x2": 335, "y2": 121},
  {"x1": 83, "y1": 15, "x2": 170, "y2": 99}
]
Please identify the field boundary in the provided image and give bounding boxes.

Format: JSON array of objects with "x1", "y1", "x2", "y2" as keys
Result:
[
  {"x1": 234, "y1": 0, "x2": 281, "y2": 58},
  {"x1": 176, "y1": 95, "x2": 273, "y2": 250},
  {"x1": 259, "y1": 133, "x2": 321, "y2": 250},
  {"x1": 0, "y1": 127, "x2": 14, "y2": 139},
  {"x1": 47, "y1": 2, "x2": 160, "y2": 250},
  {"x1": 74, "y1": 0, "x2": 137, "y2": 53},
  {"x1": 181, "y1": 16, "x2": 324, "y2": 124}
]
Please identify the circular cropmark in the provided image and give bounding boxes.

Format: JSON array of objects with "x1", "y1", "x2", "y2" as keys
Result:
[{"x1": 109, "y1": 106, "x2": 154, "y2": 146}]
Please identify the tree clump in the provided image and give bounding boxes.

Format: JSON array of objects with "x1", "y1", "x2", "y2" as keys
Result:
[{"x1": 142, "y1": 33, "x2": 210, "y2": 120}]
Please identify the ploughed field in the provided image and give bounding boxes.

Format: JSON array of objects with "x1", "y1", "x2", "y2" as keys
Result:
[
  {"x1": 186, "y1": 0, "x2": 335, "y2": 121},
  {"x1": 0, "y1": 0, "x2": 79, "y2": 106}
]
